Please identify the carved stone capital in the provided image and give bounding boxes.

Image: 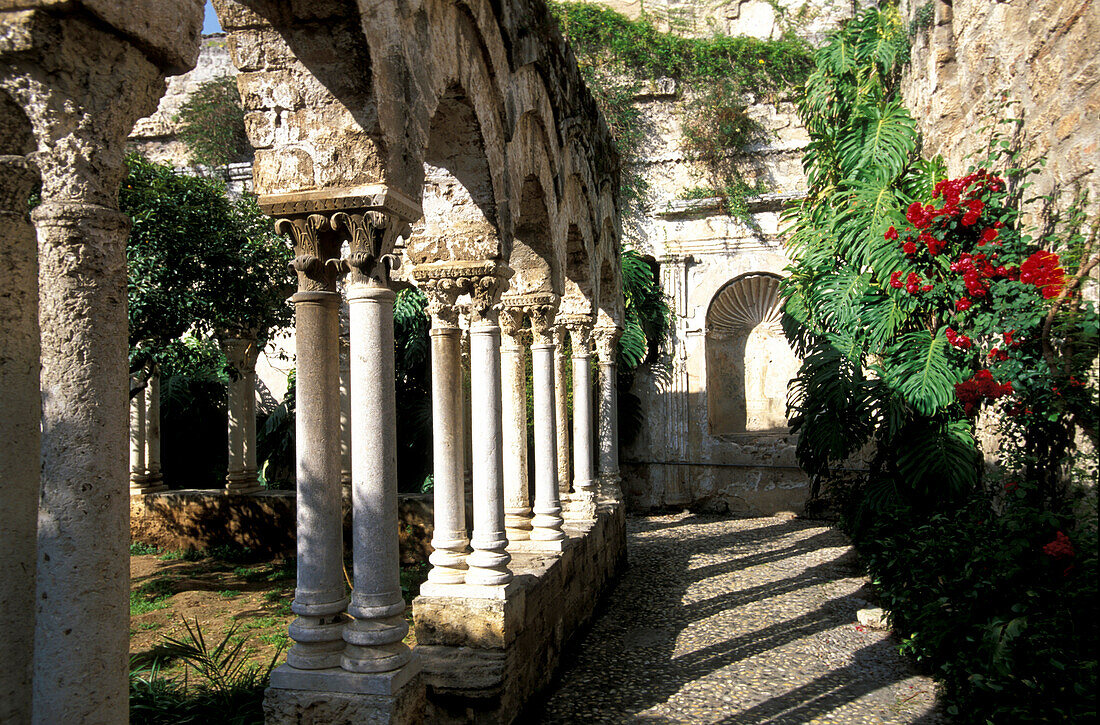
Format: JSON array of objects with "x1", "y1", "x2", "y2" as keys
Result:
[
  {"x1": 560, "y1": 313, "x2": 595, "y2": 354},
  {"x1": 593, "y1": 324, "x2": 622, "y2": 362},
  {"x1": 411, "y1": 260, "x2": 512, "y2": 325},
  {"x1": 219, "y1": 336, "x2": 260, "y2": 374},
  {"x1": 268, "y1": 187, "x2": 419, "y2": 293},
  {"x1": 498, "y1": 306, "x2": 526, "y2": 340},
  {"x1": 502, "y1": 292, "x2": 558, "y2": 345}
]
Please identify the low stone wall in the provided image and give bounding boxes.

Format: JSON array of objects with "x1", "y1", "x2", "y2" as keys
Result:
[
  {"x1": 412, "y1": 505, "x2": 627, "y2": 723},
  {"x1": 622, "y1": 461, "x2": 808, "y2": 515},
  {"x1": 129, "y1": 490, "x2": 434, "y2": 563}
]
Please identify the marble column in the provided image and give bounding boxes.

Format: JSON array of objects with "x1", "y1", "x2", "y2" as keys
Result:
[
  {"x1": 528, "y1": 295, "x2": 565, "y2": 542},
  {"x1": 0, "y1": 151, "x2": 39, "y2": 724},
  {"x1": 554, "y1": 327, "x2": 572, "y2": 503},
  {"x1": 339, "y1": 332, "x2": 352, "y2": 492},
  {"x1": 499, "y1": 304, "x2": 532, "y2": 541},
  {"x1": 563, "y1": 315, "x2": 597, "y2": 520},
  {"x1": 220, "y1": 336, "x2": 262, "y2": 495},
  {"x1": 337, "y1": 210, "x2": 412, "y2": 673},
  {"x1": 464, "y1": 264, "x2": 513, "y2": 585},
  {"x1": 271, "y1": 212, "x2": 348, "y2": 670},
  {"x1": 417, "y1": 272, "x2": 468, "y2": 585},
  {"x1": 129, "y1": 377, "x2": 147, "y2": 490},
  {"x1": 594, "y1": 325, "x2": 623, "y2": 504},
  {"x1": 143, "y1": 371, "x2": 165, "y2": 489}
]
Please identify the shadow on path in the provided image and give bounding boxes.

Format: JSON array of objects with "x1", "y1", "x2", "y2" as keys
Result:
[{"x1": 528, "y1": 513, "x2": 943, "y2": 724}]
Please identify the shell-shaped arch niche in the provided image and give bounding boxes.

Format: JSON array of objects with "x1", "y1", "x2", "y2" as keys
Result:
[{"x1": 705, "y1": 273, "x2": 799, "y2": 435}]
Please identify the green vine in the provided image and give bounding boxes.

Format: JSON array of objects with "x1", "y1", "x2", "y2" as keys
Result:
[
  {"x1": 553, "y1": 2, "x2": 814, "y2": 220},
  {"x1": 175, "y1": 76, "x2": 250, "y2": 169}
]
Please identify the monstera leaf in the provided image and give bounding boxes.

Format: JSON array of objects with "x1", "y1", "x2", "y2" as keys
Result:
[{"x1": 881, "y1": 330, "x2": 961, "y2": 416}]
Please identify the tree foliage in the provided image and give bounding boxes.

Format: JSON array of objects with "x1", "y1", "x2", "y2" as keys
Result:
[{"x1": 123, "y1": 154, "x2": 293, "y2": 378}]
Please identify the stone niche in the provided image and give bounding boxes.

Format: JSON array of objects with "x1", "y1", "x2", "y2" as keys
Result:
[
  {"x1": 705, "y1": 273, "x2": 798, "y2": 435},
  {"x1": 412, "y1": 506, "x2": 627, "y2": 723}
]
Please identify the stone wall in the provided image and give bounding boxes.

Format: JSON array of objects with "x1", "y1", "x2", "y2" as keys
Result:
[
  {"x1": 609, "y1": 5, "x2": 860, "y2": 515},
  {"x1": 131, "y1": 490, "x2": 435, "y2": 563},
  {"x1": 412, "y1": 506, "x2": 627, "y2": 723},
  {"x1": 901, "y1": 0, "x2": 1100, "y2": 215}
]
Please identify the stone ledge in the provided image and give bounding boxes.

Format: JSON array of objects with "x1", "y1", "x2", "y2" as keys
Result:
[
  {"x1": 412, "y1": 505, "x2": 627, "y2": 723},
  {"x1": 269, "y1": 661, "x2": 420, "y2": 695}
]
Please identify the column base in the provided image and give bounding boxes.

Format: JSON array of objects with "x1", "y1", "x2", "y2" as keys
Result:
[
  {"x1": 564, "y1": 487, "x2": 597, "y2": 521},
  {"x1": 225, "y1": 471, "x2": 263, "y2": 495},
  {"x1": 598, "y1": 473, "x2": 623, "y2": 505},
  {"x1": 130, "y1": 474, "x2": 167, "y2": 495},
  {"x1": 265, "y1": 662, "x2": 423, "y2": 725}
]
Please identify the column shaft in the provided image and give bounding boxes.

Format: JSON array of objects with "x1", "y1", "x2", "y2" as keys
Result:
[
  {"x1": 500, "y1": 310, "x2": 531, "y2": 541},
  {"x1": 466, "y1": 314, "x2": 512, "y2": 585},
  {"x1": 129, "y1": 380, "x2": 147, "y2": 487},
  {"x1": 342, "y1": 284, "x2": 411, "y2": 672},
  {"x1": 427, "y1": 322, "x2": 468, "y2": 584},
  {"x1": 595, "y1": 327, "x2": 623, "y2": 504},
  {"x1": 222, "y1": 337, "x2": 261, "y2": 494},
  {"x1": 287, "y1": 292, "x2": 348, "y2": 669},
  {"x1": 33, "y1": 202, "x2": 133, "y2": 722},
  {"x1": 571, "y1": 348, "x2": 597, "y2": 516},
  {"x1": 531, "y1": 339, "x2": 565, "y2": 540},
  {"x1": 339, "y1": 335, "x2": 352, "y2": 490},
  {"x1": 144, "y1": 373, "x2": 164, "y2": 487},
  {"x1": 0, "y1": 154, "x2": 39, "y2": 724},
  {"x1": 554, "y1": 330, "x2": 571, "y2": 501}
]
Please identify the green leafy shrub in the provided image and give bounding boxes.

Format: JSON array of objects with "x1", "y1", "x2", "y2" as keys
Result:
[{"x1": 851, "y1": 486, "x2": 1097, "y2": 722}]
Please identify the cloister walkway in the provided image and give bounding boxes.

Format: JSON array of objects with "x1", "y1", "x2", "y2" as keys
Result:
[{"x1": 530, "y1": 513, "x2": 945, "y2": 724}]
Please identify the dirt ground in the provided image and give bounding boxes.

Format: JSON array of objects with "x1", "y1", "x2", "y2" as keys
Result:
[{"x1": 129, "y1": 547, "x2": 425, "y2": 678}]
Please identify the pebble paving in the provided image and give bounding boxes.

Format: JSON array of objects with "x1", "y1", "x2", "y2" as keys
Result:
[{"x1": 532, "y1": 513, "x2": 945, "y2": 724}]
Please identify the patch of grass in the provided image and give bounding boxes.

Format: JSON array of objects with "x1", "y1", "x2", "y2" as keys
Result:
[
  {"x1": 137, "y1": 622, "x2": 163, "y2": 632},
  {"x1": 158, "y1": 548, "x2": 204, "y2": 562},
  {"x1": 130, "y1": 541, "x2": 159, "y2": 556},
  {"x1": 218, "y1": 590, "x2": 242, "y2": 599},
  {"x1": 258, "y1": 631, "x2": 289, "y2": 648},
  {"x1": 130, "y1": 579, "x2": 175, "y2": 616},
  {"x1": 241, "y1": 616, "x2": 281, "y2": 630}
]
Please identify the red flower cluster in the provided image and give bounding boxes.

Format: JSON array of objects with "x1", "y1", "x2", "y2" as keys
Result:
[
  {"x1": 955, "y1": 369, "x2": 1013, "y2": 415},
  {"x1": 888, "y1": 270, "x2": 932, "y2": 294},
  {"x1": 949, "y1": 252, "x2": 1014, "y2": 299},
  {"x1": 1019, "y1": 250, "x2": 1065, "y2": 299},
  {"x1": 1042, "y1": 531, "x2": 1075, "y2": 560},
  {"x1": 945, "y1": 327, "x2": 972, "y2": 349}
]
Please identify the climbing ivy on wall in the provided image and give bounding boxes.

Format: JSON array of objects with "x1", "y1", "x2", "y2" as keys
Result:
[
  {"x1": 552, "y1": 2, "x2": 814, "y2": 218},
  {"x1": 175, "y1": 76, "x2": 250, "y2": 169}
]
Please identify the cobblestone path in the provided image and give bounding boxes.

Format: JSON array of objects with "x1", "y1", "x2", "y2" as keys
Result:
[{"x1": 531, "y1": 513, "x2": 944, "y2": 724}]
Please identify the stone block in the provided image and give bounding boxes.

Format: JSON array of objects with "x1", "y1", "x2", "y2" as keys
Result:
[{"x1": 263, "y1": 674, "x2": 424, "y2": 725}]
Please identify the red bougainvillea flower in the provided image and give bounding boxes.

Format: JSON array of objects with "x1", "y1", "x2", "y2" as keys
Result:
[
  {"x1": 1004, "y1": 481, "x2": 1019, "y2": 492},
  {"x1": 954, "y1": 369, "x2": 1013, "y2": 415},
  {"x1": 956, "y1": 297, "x2": 972, "y2": 311},
  {"x1": 981, "y1": 228, "x2": 999, "y2": 244},
  {"x1": 903, "y1": 241, "x2": 917, "y2": 256},
  {"x1": 889, "y1": 271, "x2": 904, "y2": 289},
  {"x1": 1020, "y1": 250, "x2": 1065, "y2": 299},
  {"x1": 1043, "y1": 531, "x2": 1075, "y2": 560},
  {"x1": 885, "y1": 226, "x2": 899, "y2": 241},
  {"x1": 961, "y1": 211, "x2": 980, "y2": 226},
  {"x1": 945, "y1": 327, "x2": 972, "y2": 349},
  {"x1": 1003, "y1": 330, "x2": 1019, "y2": 347}
]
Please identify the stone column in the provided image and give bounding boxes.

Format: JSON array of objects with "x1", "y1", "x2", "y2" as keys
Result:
[
  {"x1": 554, "y1": 326, "x2": 572, "y2": 503},
  {"x1": 563, "y1": 315, "x2": 597, "y2": 520},
  {"x1": 528, "y1": 295, "x2": 565, "y2": 542},
  {"x1": 220, "y1": 336, "x2": 262, "y2": 495},
  {"x1": 339, "y1": 332, "x2": 352, "y2": 492},
  {"x1": 129, "y1": 377, "x2": 147, "y2": 490},
  {"x1": 268, "y1": 211, "x2": 348, "y2": 670},
  {"x1": 464, "y1": 264, "x2": 513, "y2": 586},
  {"x1": 595, "y1": 325, "x2": 623, "y2": 504},
  {"x1": 499, "y1": 304, "x2": 532, "y2": 541},
  {"x1": 0, "y1": 150, "x2": 39, "y2": 725},
  {"x1": 416, "y1": 267, "x2": 469, "y2": 585},
  {"x1": 336, "y1": 210, "x2": 413, "y2": 674},
  {"x1": 0, "y1": 10, "x2": 199, "y2": 719},
  {"x1": 143, "y1": 370, "x2": 165, "y2": 489}
]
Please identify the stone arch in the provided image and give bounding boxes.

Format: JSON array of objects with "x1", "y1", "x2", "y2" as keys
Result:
[
  {"x1": 705, "y1": 273, "x2": 798, "y2": 435},
  {"x1": 596, "y1": 254, "x2": 623, "y2": 327},
  {"x1": 560, "y1": 174, "x2": 597, "y2": 314},
  {"x1": 508, "y1": 175, "x2": 559, "y2": 295},
  {"x1": 406, "y1": 82, "x2": 502, "y2": 264}
]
